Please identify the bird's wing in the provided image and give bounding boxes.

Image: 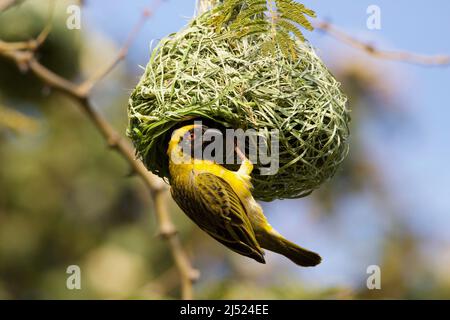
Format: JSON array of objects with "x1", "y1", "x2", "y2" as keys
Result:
[{"x1": 171, "y1": 172, "x2": 265, "y2": 263}]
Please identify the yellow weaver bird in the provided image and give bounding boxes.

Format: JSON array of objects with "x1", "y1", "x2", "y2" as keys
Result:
[{"x1": 167, "y1": 124, "x2": 321, "y2": 267}]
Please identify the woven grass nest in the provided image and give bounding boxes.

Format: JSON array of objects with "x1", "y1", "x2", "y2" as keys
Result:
[{"x1": 127, "y1": 15, "x2": 350, "y2": 201}]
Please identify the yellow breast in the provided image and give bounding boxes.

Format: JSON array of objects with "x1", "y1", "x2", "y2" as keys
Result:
[{"x1": 170, "y1": 158, "x2": 253, "y2": 201}]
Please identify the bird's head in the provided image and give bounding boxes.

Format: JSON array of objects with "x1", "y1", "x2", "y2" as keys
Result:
[{"x1": 167, "y1": 123, "x2": 206, "y2": 161}]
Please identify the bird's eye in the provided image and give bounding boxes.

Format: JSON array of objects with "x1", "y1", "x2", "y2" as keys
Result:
[
  {"x1": 186, "y1": 131, "x2": 196, "y2": 141},
  {"x1": 182, "y1": 131, "x2": 195, "y2": 141}
]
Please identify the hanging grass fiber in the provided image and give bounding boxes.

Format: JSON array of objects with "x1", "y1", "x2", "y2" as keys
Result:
[{"x1": 127, "y1": 14, "x2": 350, "y2": 201}]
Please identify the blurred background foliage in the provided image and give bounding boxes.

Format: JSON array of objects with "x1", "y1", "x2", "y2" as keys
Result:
[
  {"x1": 1, "y1": 0, "x2": 449, "y2": 299},
  {"x1": 0, "y1": 0, "x2": 80, "y2": 101}
]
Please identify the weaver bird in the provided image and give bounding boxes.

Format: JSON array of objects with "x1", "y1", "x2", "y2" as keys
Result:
[{"x1": 167, "y1": 124, "x2": 321, "y2": 267}]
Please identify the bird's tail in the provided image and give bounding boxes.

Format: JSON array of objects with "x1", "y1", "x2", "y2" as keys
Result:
[{"x1": 258, "y1": 230, "x2": 322, "y2": 267}]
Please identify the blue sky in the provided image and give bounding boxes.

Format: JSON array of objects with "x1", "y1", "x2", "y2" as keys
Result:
[{"x1": 81, "y1": 0, "x2": 450, "y2": 289}]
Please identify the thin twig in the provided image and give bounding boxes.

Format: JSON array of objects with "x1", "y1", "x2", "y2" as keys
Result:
[
  {"x1": 0, "y1": 3, "x2": 198, "y2": 300},
  {"x1": 314, "y1": 19, "x2": 450, "y2": 67},
  {"x1": 78, "y1": 0, "x2": 164, "y2": 95},
  {"x1": 34, "y1": 1, "x2": 55, "y2": 49}
]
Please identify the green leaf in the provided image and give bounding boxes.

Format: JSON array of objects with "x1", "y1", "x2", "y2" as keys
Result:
[{"x1": 205, "y1": 0, "x2": 317, "y2": 59}]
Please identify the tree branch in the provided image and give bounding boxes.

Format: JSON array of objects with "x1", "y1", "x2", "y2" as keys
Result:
[
  {"x1": 0, "y1": 4, "x2": 198, "y2": 300},
  {"x1": 314, "y1": 19, "x2": 450, "y2": 67}
]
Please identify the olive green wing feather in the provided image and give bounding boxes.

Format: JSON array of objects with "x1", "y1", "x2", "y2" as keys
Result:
[{"x1": 171, "y1": 172, "x2": 265, "y2": 263}]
